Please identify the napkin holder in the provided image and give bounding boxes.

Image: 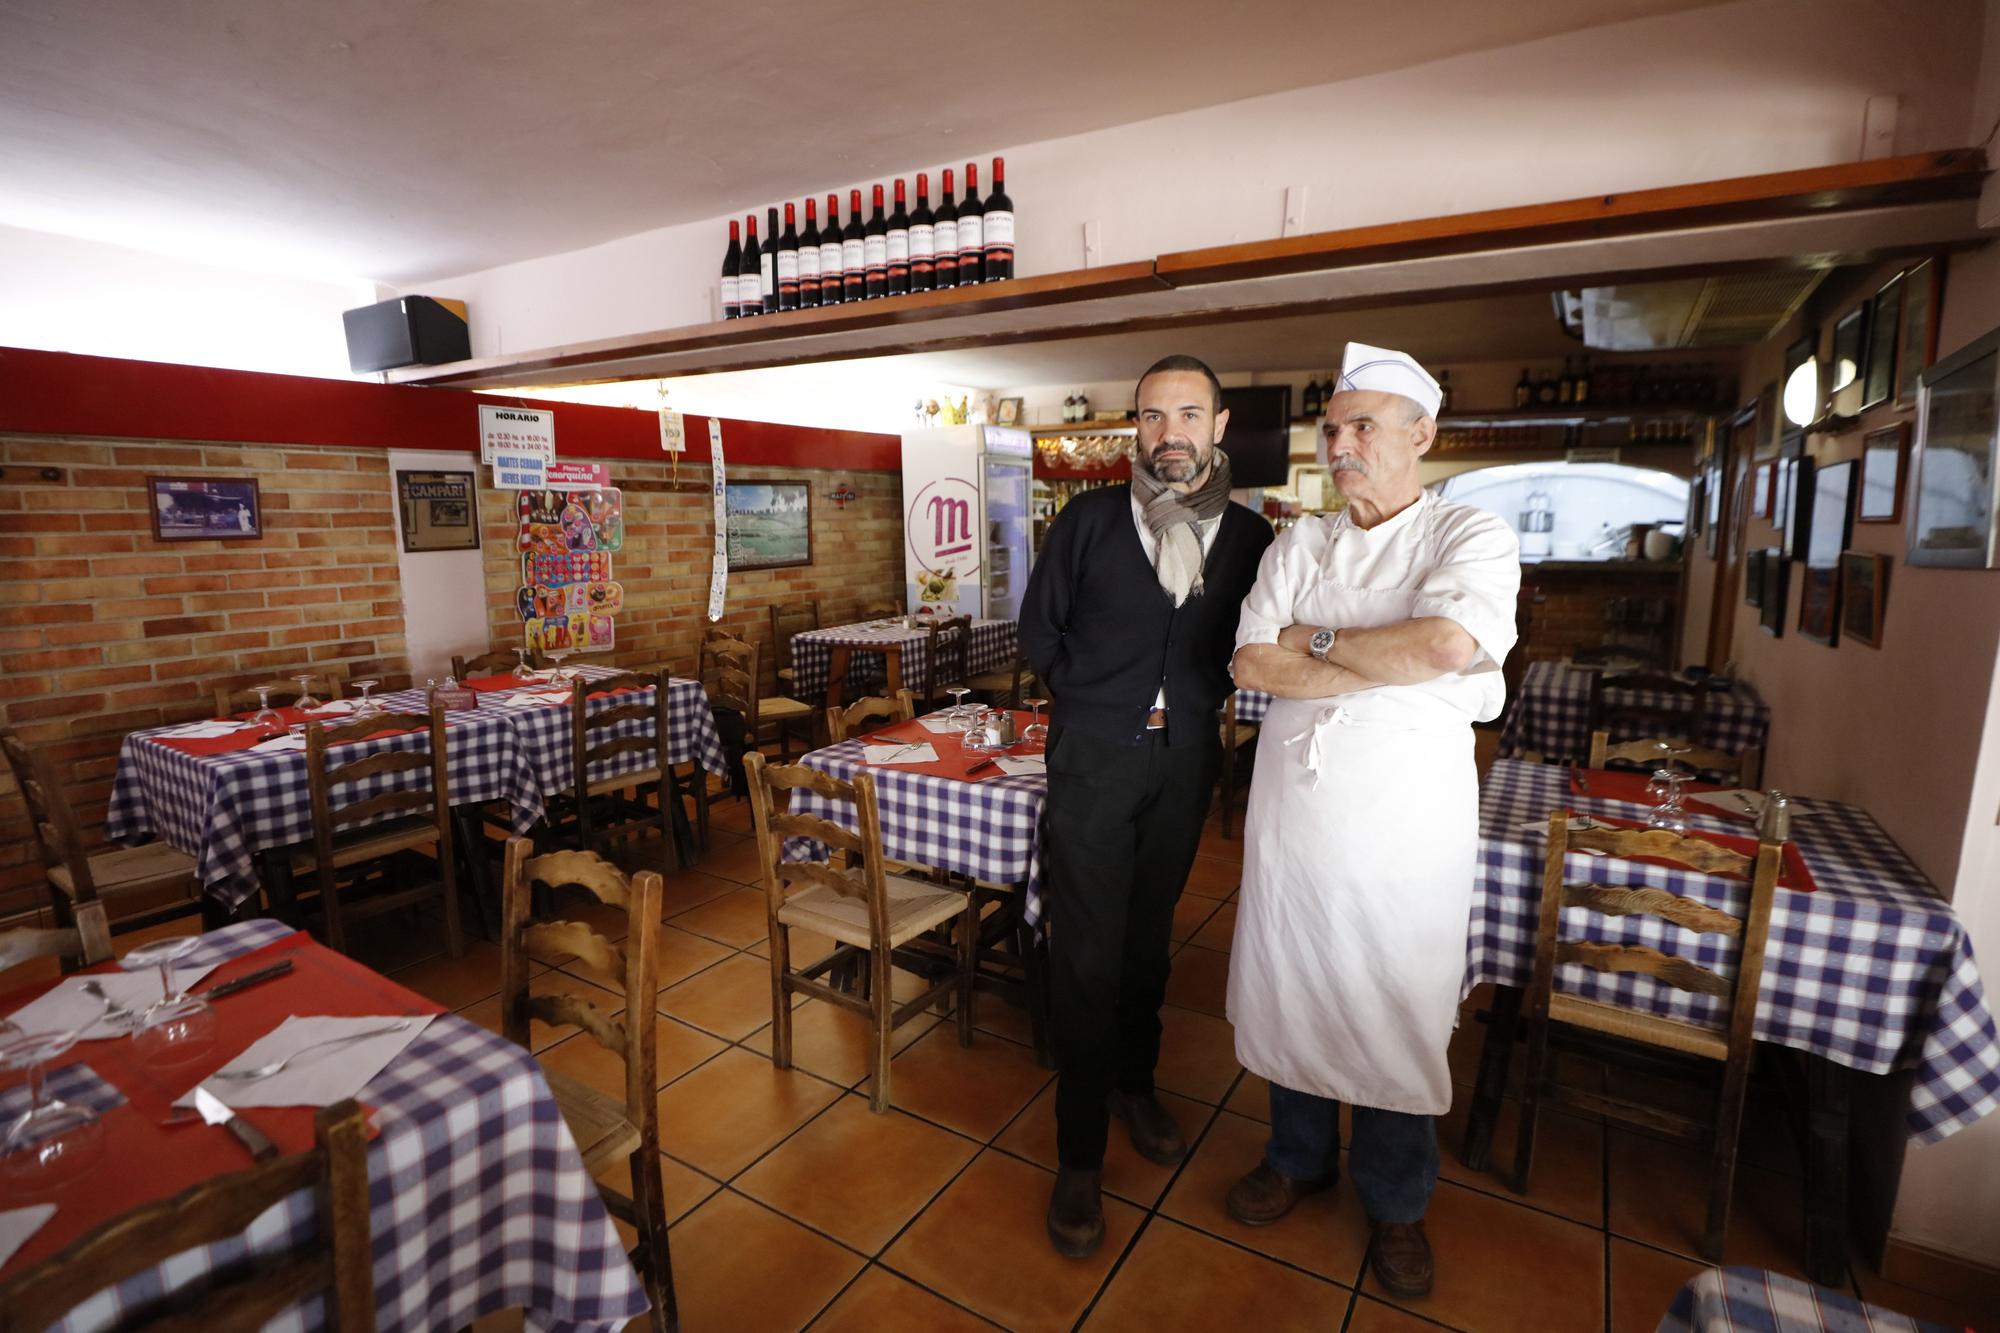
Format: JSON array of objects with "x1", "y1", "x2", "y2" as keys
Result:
[{"x1": 429, "y1": 685, "x2": 478, "y2": 710}]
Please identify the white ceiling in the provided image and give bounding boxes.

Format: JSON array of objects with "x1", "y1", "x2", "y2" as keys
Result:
[{"x1": 0, "y1": 0, "x2": 1725, "y2": 285}]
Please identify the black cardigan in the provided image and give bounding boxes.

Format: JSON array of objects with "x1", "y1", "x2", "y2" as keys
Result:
[{"x1": 1019, "y1": 485, "x2": 1273, "y2": 748}]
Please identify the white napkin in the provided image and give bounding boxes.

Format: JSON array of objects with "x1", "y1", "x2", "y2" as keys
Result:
[
  {"x1": 492, "y1": 690, "x2": 572, "y2": 709},
  {"x1": 250, "y1": 733, "x2": 305, "y2": 752},
  {"x1": 177, "y1": 1014, "x2": 435, "y2": 1110},
  {"x1": 158, "y1": 720, "x2": 255, "y2": 739},
  {"x1": 306, "y1": 699, "x2": 360, "y2": 716},
  {"x1": 862, "y1": 741, "x2": 939, "y2": 765},
  {"x1": 0, "y1": 1204, "x2": 55, "y2": 1269},
  {"x1": 914, "y1": 716, "x2": 962, "y2": 734},
  {"x1": 1688, "y1": 789, "x2": 1815, "y2": 820},
  {"x1": 6, "y1": 966, "x2": 221, "y2": 1041},
  {"x1": 994, "y1": 755, "x2": 1046, "y2": 776}
]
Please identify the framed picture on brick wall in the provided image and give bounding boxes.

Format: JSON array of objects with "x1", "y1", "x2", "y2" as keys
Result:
[{"x1": 147, "y1": 476, "x2": 262, "y2": 542}]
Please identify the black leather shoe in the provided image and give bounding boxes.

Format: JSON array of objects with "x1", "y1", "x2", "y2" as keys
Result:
[
  {"x1": 1108, "y1": 1089, "x2": 1187, "y2": 1166},
  {"x1": 1369, "y1": 1219, "x2": 1435, "y2": 1298},
  {"x1": 1225, "y1": 1161, "x2": 1333, "y2": 1226},
  {"x1": 1046, "y1": 1166, "x2": 1105, "y2": 1259}
]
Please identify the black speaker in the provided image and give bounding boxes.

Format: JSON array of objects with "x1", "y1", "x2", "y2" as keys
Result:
[{"x1": 341, "y1": 296, "x2": 470, "y2": 373}]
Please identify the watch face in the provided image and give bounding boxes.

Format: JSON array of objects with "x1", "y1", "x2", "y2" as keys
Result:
[{"x1": 1310, "y1": 629, "x2": 1334, "y2": 656}]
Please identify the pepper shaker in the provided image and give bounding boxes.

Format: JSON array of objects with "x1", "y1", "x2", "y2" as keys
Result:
[{"x1": 1759, "y1": 790, "x2": 1791, "y2": 842}]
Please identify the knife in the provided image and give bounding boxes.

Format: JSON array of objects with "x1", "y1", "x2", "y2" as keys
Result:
[
  {"x1": 193, "y1": 1084, "x2": 279, "y2": 1162},
  {"x1": 964, "y1": 758, "x2": 998, "y2": 776},
  {"x1": 200, "y1": 959, "x2": 294, "y2": 1000}
]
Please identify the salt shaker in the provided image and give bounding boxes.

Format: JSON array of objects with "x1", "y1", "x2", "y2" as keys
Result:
[{"x1": 1759, "y1": 791, "x2": 1791, "y2": 842}]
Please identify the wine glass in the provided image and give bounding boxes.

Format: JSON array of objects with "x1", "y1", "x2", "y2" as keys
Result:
[
  {"x1": 1645, "y1": 764, "x2": 1690, "y2": 834},
  {"x1": 0, "y1": 1028, "x2": 105, "y2": 1188},
  {"x1": 548, "y1": 649, "x2": 574, "y2": 686},
  {"x1": 124, "y1": 937, "x2": 217, "y2": 1067},
  {"x1": 292, "y1": 673, "x2": 320, "y2": 711},
  {"x1": 513, "y1": 647, "x2": 537, "y2": 681},
  {"x1": 943, "y1": 686, "x2": 972, "y2": 730},
  {"x1": 250, "y1": 685, "x2": 283, "y2": 733},
  {"x1": 1020, "y1": 697, "x2": 1048, "y2": 752},
  {"x1": 349, "y1": 678, "x2": 380, "y2": 716}
]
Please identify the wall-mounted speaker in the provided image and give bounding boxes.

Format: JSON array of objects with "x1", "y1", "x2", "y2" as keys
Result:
[{"x1": 341, "y1": 296, "x2": 470, "y2": 373}]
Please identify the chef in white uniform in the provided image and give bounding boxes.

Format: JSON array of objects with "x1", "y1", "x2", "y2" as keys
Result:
[{"x1": 1224, "y1": 342, "x2": 1520, "y2": 1299}]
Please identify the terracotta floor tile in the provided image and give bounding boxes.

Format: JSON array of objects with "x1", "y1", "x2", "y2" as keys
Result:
[
  {"x1": 655, "y1": 1047, "x2": 843, "y2": 1179},
  {"x1": 742, "y1": 1000, "x2": 941, "y2": 1087},
  {"x1": 1436, "y1": 1095, "x2": 1604, "y2": 1228},
  {"x1": 1606, "y1": 1129, "x2": 1824, "y2": 1284},
  {"x1": 455, "y1": 970, "x2": 626, "y2": 1052},
  {"x1": 1160, "y1": 1110, "x2": 1370, "y2": 1284},
  {"x1": 1182, "y1": 854, "x2": 1242, "y2": 901},
  {"x1": 1084, "y1": 1216, "x2": 1348, "y2": 1331},
  {"x1": 1360, "y1": 1179, "x2": 1602, "y2": 1333},
  {"x1": 970, "y1": 994, "x2": 1040, "y2": 1049},
  {"x1": 883, "y1": 1150, "x2": 1142, "y2": 1333},
  {"x1": 746, "y1": 923, "x2": 841, "y2": 969},
  {"x1": 807, "y1": 1265, "x2": 997, "y2": 1332},
  {"x1": 538, "y1": 1011, "x2": 726, "y2": 1095},
  {"x1": 594, "y1": 1152, "x2": 720, "y2": 1253},
  {"x1": 736, "y1": 1094, "x2": 980, "y2": 1254},
  {"x1": 1608, "y1": 1238, "x2": 1711, "y2": 1333},
  {"x1": 630, "y1": 924, "x2": 733, "y2": 991},
  {"x1": 696, "y1": 834, "x2": 768, "y2": 886},
  {"x1": 1224, "y1": 1070, "x2": 1270, "y2": 1122},
  {"x1": 1171, "y1": 892, "x2": 1221, "y2": 943},
  {"x1": 1163, "y1": 943, "x2": 1230, "y2": 1018},
  {"x1": 1189, "y1": 900, "x2": 1237, "y2": 952},
  {"x1": 1345, "y1": 1297, "x2": 1458, "y2": 1332},
  {"x1": 1153, "y1": 1002, "x2": 1242, "y2": 1105},
  {"x1": 656, "y1": 952, "x2": 791, "y2": 1040},
  {"x1": 1197, "y1": 820, "x2": 1244, "y2": 865},
  {"x1": 1852, "y1": 1270, "x2": 2000, "y2": 1330},
  {"x1": 668, "y1": 1189, "x2": 863, "y2": 1332},
  {"x1": 392, "y1": 941, "x2": 512, "y2": 1010},
  {"x1": 705, "y1": 796, "x2": 755, "y2": 836},
  {"x1": 655, "y1": 867, "x2": 741, "y2": 919},
  {"x1": 992, "y1": 1082, "x2": 1210, "y2": 1209},
  {"x1": 862, "y1": 1021, "x2": 1053, "y2": 1140},
  {"x1": 663, "y1": 886, "x2": 772, "y2": 948}
]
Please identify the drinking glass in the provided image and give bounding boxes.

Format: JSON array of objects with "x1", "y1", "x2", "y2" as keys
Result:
[
  {"x1": 0, "y1": 1028, "x2": 105, "y2": 1188},
  {"x1": 1645, "y1": 765, "x2": 1690, "y2": 834},
  {"x1": 250, "y1": 685, "x2": 284, "y2": 733},
  {"x1": 124, "y1": 937, "x2": 217, "y2": 1067},
  {"x1": 513, "y1": 647, "x2": 537, "y2": 681},
  {"x1": 1020, "y1": 697, "x2": 1048, "y2": 752},
  {"x1": 943, "y1": 686, "x2": 973, "y2": 730},
  {"x1": 292, "y1": 673, "x2": 320, "y2": 711},
  {"x1": 349, "y1": 679, "x2": 380, "y2": 716},
  {"x1": 549, "y1": 649, "x2": 574, "y2": 685}
]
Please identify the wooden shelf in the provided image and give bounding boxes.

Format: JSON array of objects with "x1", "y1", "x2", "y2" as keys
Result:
[{"x1": 1029, "y1": 420, "x2": 1135, "y2": 434}]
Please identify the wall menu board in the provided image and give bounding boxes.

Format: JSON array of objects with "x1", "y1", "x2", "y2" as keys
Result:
[
  {"x1": 397, "y1": 470, "x2": 479, "y2": 552},
  {"x1": 516, "y1": 487, "x2": 625, "y2": 653}
]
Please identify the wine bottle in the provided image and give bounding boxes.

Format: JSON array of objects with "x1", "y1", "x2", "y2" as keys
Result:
[
  {"x1": 798, "y1": 197, "x2": 822, "y2": 309},
  {"x1": 958, "y1": 161, "x2": 984, "y2": 285},
  {"x1": 1573, "y1": 355, "x2": 1591, "y2": 405},
  {"x1": 1063, "y1": 392, "x2": 1077, "y2": 423},
  {"x1": 1437, "y1": 368, "x2": 1452, "y2": 414},
  {"x1": 842, "y1": 190, "x2": 866, "y2": 304},
  {"x1": 1514, "y1": 368, "x2": 1531, "y2": 408},
  {"x1": 819, "y1": 193, "x2": 844, "y2": 307},
  {"x1": 760, "y1": 206, "x2": 779, "y2": 315},
  {"x1": 910, "y1": 172, "x2": 936, "y2": 293},
  {"x1": 739, "y1": 214, "x2": 763, "y2": 318},
  {"x1": 885, "y1": 178, "x2": 912, "y2": 297},
  {"x1": 1535, "y1": 368, "x2": 1558, "y2": 405},
  {"x1": 721, "y1": 219, "x2": 743, "y2": 319},
  {"x1": 982, "y1": 156, "x2": 1014, "y2": 281},
  {"x1": 1303, "y1": 376, "x2": 1322, "y2": 417},
  {"x1": 863, "y1": 185, "x2": 889, "y2": 300},
  {"x1": 934, "y1": 168, "x2": 960, "y2": 290},
  {"x1": 777, "y1": 203, "x2": 801, "y2": 312},
  {"x1": 1557, "y1": 355, "x2": 1574, "y2": 404}
]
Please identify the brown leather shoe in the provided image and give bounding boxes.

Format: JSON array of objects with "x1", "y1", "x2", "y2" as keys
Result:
[
  {"x1": 1369, "y1": 1219, "x2": 1434, "y2": 1298},
  {"x1": 1225, "y1": 1162, "x2": 1333, "y2": 1226},
  {"x1": 1046, "y1": 1166, "x2": 1104, "y2": 1259},
  {"x1": 1108, "y1": 1089, "x2": 1187, "y2": 1166}
]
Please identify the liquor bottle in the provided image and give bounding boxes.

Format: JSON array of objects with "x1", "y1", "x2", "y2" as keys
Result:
[
  {"x1": 1573, "y1": 356, "x2": 1591, "y2": 405},
  {"x1": 934, "y1": 168, "x2": 960, "y2": 290},
  {"x1": 798, "y1": 197, "x2": 822, "y2": 309},
  {"x1": 1437, "y1": 369, "x2": 1453, "y2": 415},
  {"x1": 1557, "y1": 356, "x2": 1574, "y2": 405},
  {"x1": 1302, "y1": 375, "x2": 1322, "y2": 417},
  {"x1": 776, "y1": 203, "x2": 801, "y2": 312},
  {"x1": 842, "y1": 190, "x2": 866, "y2": 304},
  {"x1": 818, "y1": 194, "x2": 844, "y2": 306},
  {"x1": 1063, "y1": 392, "x2": 1077, "y2": 423},
  {"x1": 1514, "y1": 368, "x2": 1531, "y2": 408},
  {"x1": 886, "y1": 179, "x2": 911, "y2": 297},
  {"x1": 1534, "y1": 367, "x2": 1558, "y2": 405},
  {"x1": 760, "y1": 206, "x2": 779, "y2": 315},
  {"x1": 720, "y1": 219, "x2": 743, "y2": 319},
  {"x1": 982, "y1": 156, "x2": 1014, "y2": 281},
  {"x1": 958, "y1": 161, "x2": 985, "y2": 285},
  {"x1": 863, "y1": 184, "x2": 888, "y2": 300},
  {"x1": 739, "y1": 215, "x2": 763, "y2": 317},
  {"x1": 910, "y1": 172, "x2": 936, "y2": 293},
  {"x1": 1076, "y1": 390, "x2": 1090, "y2": 421}
]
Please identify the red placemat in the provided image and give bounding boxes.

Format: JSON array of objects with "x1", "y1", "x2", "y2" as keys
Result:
[
  {"x1": 1571, "y1": 812, "x2": 1818, "y2": 893},
  {"x1": 1569, "y1": 766, "x2": 1727, "y2": 805},
  {"x1": 860, "y1": 714, "x2": 1038, "y2": 783},
  {"x1": 150, "y1": 718, "x2": 425, "y2": 757}
]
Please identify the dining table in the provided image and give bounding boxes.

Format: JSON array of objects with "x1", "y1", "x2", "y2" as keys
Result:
[
  {"x1": 1498, "y1": 660, "x2": 1770, "y2": 763},
  {"x1": 0, "y1": 920, "x2": 650, "y2": 1332},
  {"x1": 787, "y1": 617, "x2": 1020, "y2": 708},
  {"x1": 1657, "y1": 1266, "x2": 1957, "y2": 1333}
]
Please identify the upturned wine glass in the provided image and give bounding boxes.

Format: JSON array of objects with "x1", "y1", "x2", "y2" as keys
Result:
[
  {"x1": 0, "y1": 1028, "x2": 105, "y2": 1188},
  {"x1": 292, "y1": 673, "x2": 320, "y2": 711},
  {"x1": 250, "y1": 685, "x2": 283, "y2": 732},
  {"x1": 513, "y1": 647, "x2": 537, "y2": 681},
  {"x1": 1020, "y1": 697, "x2": 1048, "y2": 752},
  {"x1": 123, "y1": 937, "x2": 216, "y2": 1067},
  {"x1": 943, "y1": 686, "x2": 973, "y2": 729},
  {"x1": 349, "y1": 678, "x2": 381, "y2": 716}
]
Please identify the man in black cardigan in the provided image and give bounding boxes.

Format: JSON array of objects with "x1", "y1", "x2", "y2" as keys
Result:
[{"x1": 1019, "y1": 354, "x2": 1274, "y2": 1257}]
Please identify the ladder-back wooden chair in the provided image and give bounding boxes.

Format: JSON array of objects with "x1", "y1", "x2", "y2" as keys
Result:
[
  {"x1": 1588, "y1": 732, "x2": 1764, "y2": 789},
  {"x1": 500, "y1": 839, "x2": 677, "y2": 1332},
  {"x1": 703, "y1": 632, "x2": 814, "y2": 760},
  {"x1": 743, "y1": 752, "x2": 977, "y2": 1112},
  {"x1": 914, "y1": 615, "x2": 972, "y2": 710},
  {"x1": 452, "y1": 647, "x2": 546, "y2": 680},
  {"x1": 966, "y1": 652, "x2": 1036, "y2": 709},
  {"x1": 214, "y1": 673, "x2": 345, "y2": 717},
  {"x1": 825, "y1": 689, "x2": 917, "y2": 743},
  {"x1": 1572, "y1": 643, "x2": 1660, "y2": 670},
  {"x1": 0, "y1": 901, "x2": 113, "y2": 980},
  {"x1": 1216, "y1": 692, "x2": 1260, "y2": 839},
  {"x1": 768, "y1": 600, "x2": 822, "y2": 694},
  {"x1": 559, "y1": 667, "x2": 699, "y2": 870}
]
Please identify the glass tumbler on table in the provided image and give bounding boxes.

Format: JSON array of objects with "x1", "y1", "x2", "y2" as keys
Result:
[
  {"x1": 125, "y1": 936, "x2": 217, "y2": 1068},
  {"x1": 0, "y1": 1027, "x2": 105, "y2": 1188}
]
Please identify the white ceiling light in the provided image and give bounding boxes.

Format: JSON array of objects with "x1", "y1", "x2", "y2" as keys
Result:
[{"x1": 1783, "y1": 357, "x2": 1819, "y2": 428}]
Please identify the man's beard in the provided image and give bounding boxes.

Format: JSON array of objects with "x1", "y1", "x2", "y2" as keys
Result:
[{"x1": 1140, "y1": 442, "x2": 1208, "y2": 484}]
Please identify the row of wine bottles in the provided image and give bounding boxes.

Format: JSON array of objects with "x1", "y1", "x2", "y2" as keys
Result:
[
  {"x1": 1299, "y1": 370, "x2": 1453, "y2": 416},
  {"x1": 720, "y1": 158, "x2": 1015, "y2": 318}
]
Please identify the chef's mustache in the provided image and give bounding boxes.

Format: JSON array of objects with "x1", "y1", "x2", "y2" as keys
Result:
[{"x1": 1331, "y1": 457, "x2": 1369, "y2": 474}]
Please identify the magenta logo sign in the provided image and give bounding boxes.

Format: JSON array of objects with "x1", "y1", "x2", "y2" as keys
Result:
[{"x1": 907, "y1": 477, "x2": 981, "y2": 576}]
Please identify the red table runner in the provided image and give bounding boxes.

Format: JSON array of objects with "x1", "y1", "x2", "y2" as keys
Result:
[
  {"x1": 1571, "y1": 811, "x2": 1819, "y2": 893},
  {"x1": 1568, "y1": 765, "x2": 1728, "y2": 806},
  {"x1": 861, "y1": 713, "x2": 1040, "y2": 783}
]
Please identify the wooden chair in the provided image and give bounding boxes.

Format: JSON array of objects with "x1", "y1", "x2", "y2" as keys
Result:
[
  {"x1": 213, "y1": 673, "x2": 345, "y2": 717},
  {"x1": 857, "y1": 604, "x2": 900, "y2": 622},
  {"x1": 1502, "y1": 811, "x2": 1782, "y2": 1261},
  {"x1": 1216, "y1": 692, "x2": 1260, "y2": 839},
  {"x1": 914, "y1": 615, "x2": 973, "y2": 710},
  {"x1": 1587, "y1": 669, "x2": 1706, "y2": 745},
  {"x1": 1572, "y1": 643, "x2": 1660, "y2": 670},
  {"x1": 1, "y1": 729, "x2": 200, "y2": 966},
  {"x1": 500, "y1": 839, "x2": 677, "y2": 1332},
  {"x1": 0, "y1": 1099, "x2": 374, "y2": 1332},
  {"x1": 556, "y1": 667, "x2": 700, "y2": 870},
  {"x1": 0, "y1": 901, "x2": 113, "y2": 976},
  {"x1": 966, "y1": 652, "x2": 1037, "y2": 709},
  {"x1": 743, "y1": 752, "x2": 978, "y2": 1112},
  {"x1": 768, "y1": 600, "x2": 822, "y2": 693},
  {"x1": 1589, "y1": 732, "x2": 1764, "y2": 788},
  {"x1": 702, "y1": 632, "x2": 814, "y2": 760},
  {"x1": 452, "y1": 647, "x2": 546, "y2": 680},
  {"x1": 826, "y1": 689, "x2": 917, "y2": 743},
  {"x1": 273, "y1": 701, "x2": 463, "y2": 959}
]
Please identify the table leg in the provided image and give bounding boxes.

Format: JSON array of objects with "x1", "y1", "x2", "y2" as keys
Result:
[
  {"x1": 1462, "y1": 983, "x2": 1523, "y2": 1172},
  {"x1": 884, "y1": 646, "x2": 905, "y2": 704},
  {"x1": 1804, "y1": 1054, "x2": 1851, "y2": 1288},
  {"x1": 827, "y1": 646, "x2": 852, "y2": 709}
]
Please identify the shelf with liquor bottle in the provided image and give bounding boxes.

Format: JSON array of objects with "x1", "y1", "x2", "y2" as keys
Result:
[{"x1": 1430, "y1": 413, "x2": 1715, "y2": 454}]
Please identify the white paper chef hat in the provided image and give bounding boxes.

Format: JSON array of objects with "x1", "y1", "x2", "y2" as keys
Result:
[{"x1": 1332, "y1": 341, "x2": 1442, "y2": 419}]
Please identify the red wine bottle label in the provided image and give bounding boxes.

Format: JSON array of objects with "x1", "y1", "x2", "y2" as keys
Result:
[
  {"x1": 957, "y1": 214, "x2": 983, "y2": 256},
  {"x1": 777, "y1": 250, "x2": 799, "y2": 286},
  {"x1": 886, "y1": 228, "x2": 909, "y2": 265},
  {"x1": 820, "y1": 241, "x2": 842, "y2": 276},
  {"x1": 721, "y1": 273, "x2": 739, "y2": 309},
  {"x1": 842, "y1": 237, "x2": 865, "y2": 273},
  {"x1": 798, "y1": 245, "x2": 820, "y2": 281},
  {"x1": 864, "y1": 234, "x2": 887, "y2": 271},
  {"x1": 983, "y1": 211, "x2": 1014, "y2": 251},
  {"x1": 934, "y1": 219, "x2": 957, "y2": 263},
  {"x1": 759, "y1": 253, "x2": 774, "y2": 297},
  {"x1": 909, "y1": 223, "x2": 934, "y2": 262}
]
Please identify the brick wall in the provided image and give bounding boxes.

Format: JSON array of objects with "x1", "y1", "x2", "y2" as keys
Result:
[{"x1": 1518, "y1": 566, "x2": 1683, "y2": 664}]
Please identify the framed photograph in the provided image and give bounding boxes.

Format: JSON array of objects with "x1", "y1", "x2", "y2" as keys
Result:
[
  {"x1": 1798, "y1": 565, "x2": 1840, "y2": 646},
  {"x1": 1745, "y1": 548, "x2": 1768, "y2": 607},
  {"x1": 1806, "y1": 459, "x2": 1855, "y2": 570},
  {"x1": 1863, "y1": 274, "x2": 1901, "y2": 409},
  {"x1": 1688, "y1": 473, "x2": 1706, "y2": 538},
  {"x1": 1773, "y1": 454, "x2": 1792, "y2": 532},
  {"x1": 1830, "y1": 305, "x2": 1868, "y2": 415},
  {"x1": 1756, "y1": 381, "x2": 1779, "y2": 458},
  {"x1": 1785, "y1": 447, "x2": 1815, "y2": 561},
  {"x1": 1859, "y1": 422, "x2": 1909, "y2": 523},
  {"x1": 724, "y1": 481, "x2": 813, "y2": 571},
  {"x1": 1898, "y1": 257, "x2": 1944, "y2": 407},
  {"x1": 397, "y1": 470, "x2": 480, "y2": 553},
  {"x1": 1751, "y1": 462, "x2": 1774, "y2": 519},
  {"x1": 1840, "y1": 551, "x2": 1889, "y2": 648},
  {"x1": 1758, "y1": 551, "x2": 1789, "y2": 636},
  {"x1": 147, "y1": 476, "x2": 262, "y2": 542},
  {"x1": 995, "y1": 397, "x2": 1024, "y2": 427},
  {"x1": 1704, "y1": 458, "x2": 1723, "y2": 558},
  {"x1": 1908, "y1": 323, "x2": 2000, "y2": 569}
]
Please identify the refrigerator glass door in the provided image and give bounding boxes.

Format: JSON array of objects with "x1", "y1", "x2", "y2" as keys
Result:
[{"x1": 981, "y1": 455, "x2": 1032, "y2": 621}]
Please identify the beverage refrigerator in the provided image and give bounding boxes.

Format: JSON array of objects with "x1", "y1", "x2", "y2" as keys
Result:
[{"x1": 899, "y1": 424, "x2": 1034, "y2": 620}]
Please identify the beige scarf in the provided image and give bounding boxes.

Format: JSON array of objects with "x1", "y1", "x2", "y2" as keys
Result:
[{"x1": 1130, "y1": 449, "x2": 1233, "y2": 607}]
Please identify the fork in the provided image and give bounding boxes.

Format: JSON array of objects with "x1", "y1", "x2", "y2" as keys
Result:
[
  {"x1": 79, "y1": 979, "x2": 140, "y2": 1026},
  {"x1": 207, "y1": 1020, "x2": 413, "y2": 1083}
]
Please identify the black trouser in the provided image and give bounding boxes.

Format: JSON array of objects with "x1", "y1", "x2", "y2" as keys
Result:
[{"x1": 1045, "y1": 722, "x2": 1221, "y2": 1168}]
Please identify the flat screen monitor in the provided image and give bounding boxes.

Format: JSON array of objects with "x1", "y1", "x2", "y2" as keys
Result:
[{"x1": 1218, "y1": 385, "x2": 1293, "y2": 488}]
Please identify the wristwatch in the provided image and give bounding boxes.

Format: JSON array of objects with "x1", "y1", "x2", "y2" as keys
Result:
[{"x1": 1308, "y1": 627, "x2": 1337, "y2": 661}]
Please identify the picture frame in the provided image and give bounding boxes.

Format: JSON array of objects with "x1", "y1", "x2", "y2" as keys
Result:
[
  {"x1": 1898, "y1": 257, "x2": 1944, "y2": 407},
  {"x1": 724, "y1": 480, "x2": 814, "y2": 571},
  {"x1": 1840, "y1": 550, "x2": 1889, "y2": 648},
  {"x1": 995, "y1": 396, "x2": 1024, "y2": 427},
  {"x1": 1798, "y1": 564, "x2": 1841, "y2": 646},
  {"x1": 1745, "y1": 548, "x2": 1768, "y2": 608},
  {"x1": 1756, "y1": 381, "x2": 1780, "y2": 459},
  {"x1": 1704, "y1": 457, "x2": 1723, "y2": 558},
  {"x1": 1908, "y1": 322, "x2": 2000, "y2": 569},
  {"x1": 147, "y1": 476, "x2": 262, "y2": 542},
  {"x1": 1859, "y1": 422, "x2": 1909, "y2": 523},
  {"x1": 1773, "y1": 453, "x2": 1792, "y2": 532},
  {"x1": 396, "y1": 469, "x2": 480, "y2": 553},
  {"x1": 1830, "y1": 305, "x2": 1869, "y2": 414},
  {"x1": 1863, "y1": 274, "x2": 1901, "y2": 409},
  {"x1": 1688, "y1": 473, "x2": 1706, "y2": 538},
  {"x1": 1758, "y1": 550, "x2": 1789, "y2": 636},
  {"x1": 1751, "y1": 462, "x2": 1773, "y2": 519},
  {"x1": 1784, "y1": 445, "x2": 1814, "y2": 562},
  {"x1": 1806, "y1": 459, "x2": 1855, "y2": 570}
]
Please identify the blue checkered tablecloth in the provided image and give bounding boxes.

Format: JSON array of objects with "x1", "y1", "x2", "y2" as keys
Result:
[
  {"x1": 1657, "y1": 1266, "x2": 1956, "y2": 1333},
  {"x1": 1498, "y1": 660, "x2": 1769, "y2": 763},
  {"x1": 31, "y1": 920, "x2": 649, "y2": 1333},
  {"x1": 1233, "y1": 691, "x2": 1274, "y2": 725},
  {"x1": 788, "y1": 618, "x2": 1019, "y2": 705},
  {"x1": 480, "y1": 667, "x2": 728, "y2": 797},
  {"x1": 1478, "y1": 759, "x2": 2000, "y2": 1143}
]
